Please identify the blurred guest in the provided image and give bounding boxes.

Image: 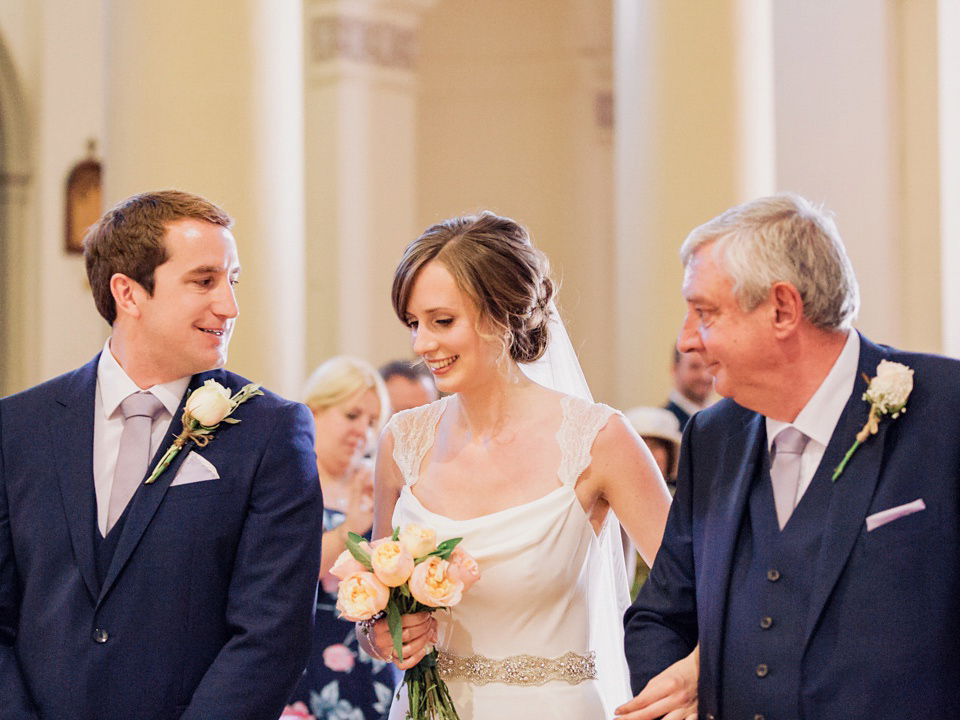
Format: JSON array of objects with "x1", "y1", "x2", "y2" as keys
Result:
[
  {"x1": 664, "y1": 347, "x2": 713, "y2": 430},
  {"x1": 378, "y1": 358, "x2": 438, "y2": 415},
  {"x1": 283, "y1": 356, "x2": 395, "y2": 720},
  {"x1": 625, "y1": 406, "x2": 683, "y2": 487},
  {"x1": 622, "y1": 406, "x2": 683, "y2": 596}
]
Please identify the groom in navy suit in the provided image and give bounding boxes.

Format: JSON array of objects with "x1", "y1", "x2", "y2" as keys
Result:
[
  {"x1": 621, "y1": 193, "x2": 960, "y2": 720},
  {"x1": 0, "y1": 191, "x2": 322, "y2": 719}
]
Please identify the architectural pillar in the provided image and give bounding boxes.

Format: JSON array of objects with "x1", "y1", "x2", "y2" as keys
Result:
[
  {"x1": 104, "y1": 0, "x2": 306, "y2": 397},
  {"x1": 303, "y1": 0, "x2": 437, "y2": 370},
  {"x1": 613, "y1": 0, "x2": 774, "y2": 407},
  {"x1": 940, "y1": 0, "x2": 960, "y2": 358}
]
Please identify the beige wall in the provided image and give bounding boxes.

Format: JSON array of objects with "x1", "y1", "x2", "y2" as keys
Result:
[
  {"x1": 0, "y1": 0, "x2": 108, "y2": 395},
  {"x1": 0, "y1": 0, "x2": 957, "y2": 404},
  {"x1": 416, "y1": 0, "x2": 618, "y2": 400}
]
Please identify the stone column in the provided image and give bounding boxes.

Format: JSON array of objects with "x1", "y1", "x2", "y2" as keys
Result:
[
  {"x1": 104, "y1": 0, "x2": 306, "y2": 397},
  {"x1": 939, "y1": 0, "x2": 960, "y2": 357},
  {"x1": 303, "y1": 0, "x2": 437, "y2": 370},
  {"x1": 613, "y1": 0, "x2": 774, "y2": 407}
]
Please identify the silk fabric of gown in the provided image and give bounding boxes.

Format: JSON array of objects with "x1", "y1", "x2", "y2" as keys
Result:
[{"x1": 387, "y1": 395, "x2": 628, "y2": 720}]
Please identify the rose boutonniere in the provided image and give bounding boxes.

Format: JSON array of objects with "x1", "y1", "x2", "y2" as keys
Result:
[
  {"x1": 832, "y1": 360, "x2": 913, "y2": 481},
  {"x1": 145, "y1": 380, "x2": 263, "y2": 484}
]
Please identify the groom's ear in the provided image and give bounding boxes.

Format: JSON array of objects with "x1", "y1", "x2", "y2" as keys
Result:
[
  {"x1": 770, "y1": 281, "x2": 803, "y2": 338},
  {"x1": 110, "y1": 273, "x2": 144, "y2": 320}
]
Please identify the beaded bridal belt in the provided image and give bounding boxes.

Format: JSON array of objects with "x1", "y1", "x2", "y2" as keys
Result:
[{"x1": 436, "y1": 650, "x2": 597, "y2": 686}]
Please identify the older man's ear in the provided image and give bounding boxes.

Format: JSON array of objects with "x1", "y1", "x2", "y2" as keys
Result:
[{"x1": 770, "y1": 281, "x2": 804, "y2": 336}]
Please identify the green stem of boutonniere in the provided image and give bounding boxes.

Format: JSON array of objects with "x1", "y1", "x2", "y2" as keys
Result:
[
  {"x1": 831, "y1": 439, "x2": 861, "y2": 481},
  {"x1": 145, "y1": 430, "x2": 191, "y2": 485}
]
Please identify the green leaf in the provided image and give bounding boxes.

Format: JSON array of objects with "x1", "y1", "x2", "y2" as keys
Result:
[
  {"x1": 221, "y1": 417, "x2": 240, "y2": 424},
  {"x1": 346, "y1": 532, "x2": 373, "y2": 570},
  {"x1": 392, "y1": 526, "x2": 401, "y2": 542},
  {"x1": 432, "y1": 536, "x2": 462, "y2": 560},
  {"x1": 386, "y1": 597, "x2": 403, "y2": 661}
]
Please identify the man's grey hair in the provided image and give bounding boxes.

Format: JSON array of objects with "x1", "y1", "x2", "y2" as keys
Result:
[{"x1": 679, "y1": 192, "x2": 860, "y2": 331}]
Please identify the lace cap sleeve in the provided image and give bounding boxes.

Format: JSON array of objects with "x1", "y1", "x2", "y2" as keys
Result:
[
  {"x1": 388, "y1": 396, "x2": 448, "y2": 487},
  {"x1": 557, "y1": 395, "x2": 619, "y2": 487}
]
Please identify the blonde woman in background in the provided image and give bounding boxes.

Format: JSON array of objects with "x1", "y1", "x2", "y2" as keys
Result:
[{"x1": 282, "y1": 356, "x2": 395, "y2": 720}]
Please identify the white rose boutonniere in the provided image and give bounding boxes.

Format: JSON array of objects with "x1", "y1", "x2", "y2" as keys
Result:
[
  {"x1": 832, "y1": 360, "x2": 913, "y2": 481},
  {"x1": 145, "y1": 380, "x2": 263, "y2": 484}
]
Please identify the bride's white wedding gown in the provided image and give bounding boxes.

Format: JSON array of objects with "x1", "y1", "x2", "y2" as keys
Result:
[{"x1": 387, "y1": 394, "x2": 631, "y2": 720}]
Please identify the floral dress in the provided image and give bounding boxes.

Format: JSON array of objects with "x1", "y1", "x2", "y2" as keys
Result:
[{"x1": 284, "y1": 510, "x2": 396, "y2": 720}]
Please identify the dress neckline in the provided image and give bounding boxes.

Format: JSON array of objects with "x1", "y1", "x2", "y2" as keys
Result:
[{"x1": 399, "y1": 482, "x2": 574, "y2": 525}]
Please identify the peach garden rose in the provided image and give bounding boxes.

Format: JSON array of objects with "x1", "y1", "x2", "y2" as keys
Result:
[
  {"x1": 330, "y1": 548, "x2": 368, "y2": 580},
  {"x1": 447, "y1": 545, "x2": 481, "y2": 592},
  {"x1": 399, "y1": 523, "x2": 437, "y2": 558},
  {"x1": 409, "y1": 556, "x2": 463, "y2": 608},
  {"x1": 335, "y1": 571, "x2": 389, "y2": 621},
  {"x1": 370, "y1": 540, "x2": 415, "y2": 587}
]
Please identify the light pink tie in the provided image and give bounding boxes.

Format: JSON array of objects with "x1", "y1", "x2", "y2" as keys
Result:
[
  {"x1": 106, "y1": 392, "x2": 165, "y2": 533},
  {"x1": 770, "y1": 426, "x2": 809, "y2": 530}
]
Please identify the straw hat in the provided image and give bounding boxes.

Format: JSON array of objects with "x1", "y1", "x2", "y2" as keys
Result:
[{"x1": 624, "y1": 406, "x2": 682, "y2": 451}]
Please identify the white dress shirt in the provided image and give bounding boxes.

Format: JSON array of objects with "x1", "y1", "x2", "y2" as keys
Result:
[
  {"x1": 765, "y1": 330, "x2": 860, "y2": 509},
  {"x1": 93, "y1": 340, "x2": 191, "y2": 536}
]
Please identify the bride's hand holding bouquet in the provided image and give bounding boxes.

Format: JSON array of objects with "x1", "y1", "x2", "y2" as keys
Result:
[{"x1": 332, "y1": 523, "x2": 480, "y2": 720}]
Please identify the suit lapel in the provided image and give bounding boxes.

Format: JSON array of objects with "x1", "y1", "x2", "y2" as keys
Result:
[
  {"x1": 97, "y1": 372, "x2": 215, "y2": 603},
  {"x1": 803, "y1": 335, "x2": 890, "y2": 642},
  {"x1": 54, "y1": 357, "x2": 101, "y2": 602},
  {"x1": 699, "y1": 410, "x2": 766, "y2": 690}
]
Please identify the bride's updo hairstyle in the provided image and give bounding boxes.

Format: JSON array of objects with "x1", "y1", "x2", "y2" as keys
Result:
[{"x1": 392, "y1": 211, "x2": 556, "y2": 364}]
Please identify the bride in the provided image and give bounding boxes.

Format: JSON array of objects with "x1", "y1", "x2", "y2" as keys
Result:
[{"x1": 359, "y1": 212, "x2": 695, "y2": 719}]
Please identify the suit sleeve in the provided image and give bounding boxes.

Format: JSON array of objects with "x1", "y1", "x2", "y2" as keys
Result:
[
  {"x1": 180, "y1": 401, "x2": 322, "y2": 720},
  {"x1": 624, "y1": 416, "x2": 700, "y2": 694},
  {"x1": 0, "y1": 402, "x2": 42, "y2": 719}
]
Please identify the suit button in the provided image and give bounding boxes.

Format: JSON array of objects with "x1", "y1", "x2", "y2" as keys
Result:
[
  {"x1": 754, "y1": 715, "x2": 766, "y2": 720},
  {"x1": 756, "y1": 663, "x2": 769, "y2": 677},
  {"x1": 760, "y1": 616, "x2": 773, "y2": 629},
  {"x1": 767, "y1": 568, "x2": 780, "y2": 582},
  {"x1": 92, "y1": 628, "x2": 109, "y2": 643}
]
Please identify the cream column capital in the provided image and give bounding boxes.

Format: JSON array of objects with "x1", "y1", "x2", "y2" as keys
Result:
[{"x1": 305, "y1": 0, "x2": 438, "y2": 81}]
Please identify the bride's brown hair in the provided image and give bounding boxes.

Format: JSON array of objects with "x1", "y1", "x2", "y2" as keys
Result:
[{"x1": 392, "y1": 211, "x2": 556, "y2": 364}]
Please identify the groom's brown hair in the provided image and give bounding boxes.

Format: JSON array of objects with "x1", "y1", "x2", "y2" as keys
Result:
[{"x1": 84, "y1": 190, "x2": 232, "y2": 325}]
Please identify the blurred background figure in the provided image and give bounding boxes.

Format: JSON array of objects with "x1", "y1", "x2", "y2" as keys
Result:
[
  {"x1": 283, "y1": 356, "x2": 395, "y2": 720},
  {"x1": 623, "y1": 406, "x2": 683, "y2": 597},
  {"x1": 625, "y1": 406, "x2": 682, "y2": 489},
  {"x1": 378, "y1": 359, "x2": 439, "y2": 416},
  {"x1": 664, "y1": 347, "x2": 714, "y2": 430}
]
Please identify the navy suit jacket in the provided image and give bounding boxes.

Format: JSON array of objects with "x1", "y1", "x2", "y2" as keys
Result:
[
  {"x1": 625, "y1": 335, "x2": 960, "y2": 719},
  {"x1": 663, "y1": 399, "x2": 691, "y2": 432},
  {"x1": 0, "y1": 357, "x2": 323, "y2": 720}
]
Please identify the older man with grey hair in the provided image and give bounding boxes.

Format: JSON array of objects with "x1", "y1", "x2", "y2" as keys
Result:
[{"x1": 619, "y1": 193, "x2": 960, "y2": 720}]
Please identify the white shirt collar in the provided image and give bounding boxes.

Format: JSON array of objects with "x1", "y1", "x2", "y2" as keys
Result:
[
  {"x1": 97, "y1": 338, "x2": 192, "y2": 419},
  {"x1": 766, "y1": 329, "x2": 860, "y2": 450}
]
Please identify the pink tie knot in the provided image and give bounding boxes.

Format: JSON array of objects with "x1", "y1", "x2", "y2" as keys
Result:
[
  {"x1": 120, "y1": 392, "x2": 165, "y2": 421},
  {"x1": 774, "y1": 426, "x2": 809, "y2": 456}
]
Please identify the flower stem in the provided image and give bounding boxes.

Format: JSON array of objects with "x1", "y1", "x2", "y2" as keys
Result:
[{"x1": 832, "y1": 439, "x2": 861, "y2": 482}]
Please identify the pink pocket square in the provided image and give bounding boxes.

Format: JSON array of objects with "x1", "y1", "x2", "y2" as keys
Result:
[
  {"x1": 865, "y1": 498, "x2": 926, "y2": 532},
  {"x1": 169, "y1": 451, "x2": 219, "y2": 487}
]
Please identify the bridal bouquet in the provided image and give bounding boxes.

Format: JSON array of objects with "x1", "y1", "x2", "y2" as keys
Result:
[{"x1": 333, "y1": 523, "x2": 480, "y2": 720}]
